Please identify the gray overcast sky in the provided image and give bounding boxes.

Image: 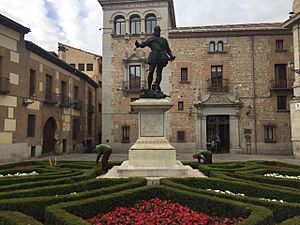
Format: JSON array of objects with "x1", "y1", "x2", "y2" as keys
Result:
[{"x1": 0, "y1": 0, "x2": 294, "y2": 54}]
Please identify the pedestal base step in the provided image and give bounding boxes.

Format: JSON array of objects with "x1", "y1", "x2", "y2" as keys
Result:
[{"x1": 98, "y1": 160, "x2": 206, "y2": 181}]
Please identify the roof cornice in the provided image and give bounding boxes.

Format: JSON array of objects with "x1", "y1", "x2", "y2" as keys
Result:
[{"x1": 0, "y1": 13, "x2": 30, "y2": 34}]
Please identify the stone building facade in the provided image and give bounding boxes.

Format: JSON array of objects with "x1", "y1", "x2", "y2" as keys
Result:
[
  {"x1": 283, "y1": 0, "x2": 300, "y2": 159},
  {"x1": 58, "y1": 43, "x2": 103, "y2": 144},
  {"x1": 0, "y1": 14, "x2": 99, "y2": 162},
  {"x1": 98, "y1": 0, "x2": 295, "y2": 156}
]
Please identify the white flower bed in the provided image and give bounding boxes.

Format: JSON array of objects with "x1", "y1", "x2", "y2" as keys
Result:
[
  {"x1": 206, "y1": 189, "x2": 245, "y2": 197},
  {"x1": 264, "y1": 173, "x2": 300, "y2": 180},
  {"x1": 206, "y1": 189, "x2": 286, "y2": 203},
  {"x1": 0, "y1": 171, "x2": 38, "y2": 178}
]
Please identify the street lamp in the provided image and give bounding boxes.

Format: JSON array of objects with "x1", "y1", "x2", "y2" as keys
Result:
[{"x1": 288, "y1": 61, "x2": 300, "y2": 74}]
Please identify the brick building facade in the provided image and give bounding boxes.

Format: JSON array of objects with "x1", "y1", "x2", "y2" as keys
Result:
[
  {"x1": 58, "y1": 43, "x2": 103, "y2": 144},
  {"x1": 0, "y1": 14, "x2": 99, "y2": 162},
  {"x1": 98, "y1": 0, "x2": 295, "y2": 156}
]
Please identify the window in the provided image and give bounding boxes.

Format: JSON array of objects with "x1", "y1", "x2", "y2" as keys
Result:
[
  {"x1": 99, "y1": 64, "x2": 102, "y2": 73},
  {"x1": 98, "y1": 103, "x2": 102, "y2": 112},
  {"x1": 275, "y1": 64, "x2": 287, "y2": 88},
  {"x1": 88, "y1": 116, "x2": 92, "y2": 135},
  {"x1": 29, "y1": 69, "x2": 36, "y2": 97},
  {"x1": 277, "y1": 96, "x2": 287, "y2": 111},
  {"x1": 60, "y1": 80, "x2": 67, "y2": 105},
  {"x1": 78, "y1": 63, "x2": 85, "y2": 71},
  {"x1": 264, "y1": 125, "x2": 275, "y2": 142},
  {"x1": 129, "y1": 65, "x2": 141, "y2": 89},
  {"x1": 31, "y1": 146, "x2": 36, "y2": 157},
  {"x1": 69, "y1": 63, "x2": 75, "y2": 68},
  {"x1": 114, "y1": 16, "x2": 125, "y2": 35},
  {"x1": 178, "y1": 101, "x2": 184, "y2": 110},
  {"x1": 27, "y1": 114, "x2": 36, "y2": 137},
  {"x1": 276, "y1": 40, "x2": 284, "y2": 50},
  {"x1": 45, "y1": 74, "x2": 53, "y2": 103},
  {"x1": 130, "y1": 15, "x2": 141, "y2": 34},
  {"x1": 72, "y1": 117, "x2": 80, "y2": 140},
  {"x1": 74, "y1": 86, "x2": 79, "y2": 100},
  {"x1": 86, "y1": 63, "x2": 93, "y2": 71},
  {"x1": 177, "y1": 131, "x2": 185, "y2": 142},
  {"x1": 209, "y1": 42, "x2": 215, "y2": 52},
  {"x1": 217, "y1": 41, "x2": 224, "y2": 52},
  {"x1": 211, "y1": 65, "x2": 223, "y2": 87},
  {"x1": 181, "y1": 68, "x2": 188, "y2": 82},
  {"x1": 145, "y1": 14, "x2": 157, "y2": 33},
  {"x1": 122, "y1": 125, "x2": 130, "y2": 143}
]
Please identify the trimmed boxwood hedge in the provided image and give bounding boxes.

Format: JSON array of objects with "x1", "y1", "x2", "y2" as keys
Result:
[
  {"x1": 0, "y1": 211, "x2": 43, "y2": 225},
  {"x1": 45, "y1": 185, "x2": 273, "y2": 225},
  {"x1": 0, "y1": 177, "x2": 146, "y2": 222},
  {"x1": 161, "y1": 177, "x2": 300, "y2": 223}
]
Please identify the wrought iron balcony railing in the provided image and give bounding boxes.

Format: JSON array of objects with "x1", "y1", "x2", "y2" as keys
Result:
[
  {"x1": 59, "y1": 95, "x2": 72, "y2": 107},
  {"x1": 0, "y1": 76, "x2": 10, "y2": 94},
  {"x1": 207, "y1": 79, "x2": 228, "y2": 91},
  {"x1": 73, "y1": 99, "x2": 82, "y2": 110},
  {"x1": 122, "y1": 80, "x2": 147, "y2": 92},
  {"x1": 44, "y1": 92, "x2": 58, "y2": 105},
  {"x1": 270, "y1": 79, "x2": 293, "y2": 91}
]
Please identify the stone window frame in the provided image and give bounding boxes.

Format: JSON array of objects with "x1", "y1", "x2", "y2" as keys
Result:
[{"x1": 123, "y1": 53, "x2": 147, "y2": 91}]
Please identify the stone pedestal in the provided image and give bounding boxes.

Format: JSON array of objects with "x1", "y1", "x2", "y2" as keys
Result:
[{"x1": 100, "y1": 98, "x2": 205, "y2": 179}]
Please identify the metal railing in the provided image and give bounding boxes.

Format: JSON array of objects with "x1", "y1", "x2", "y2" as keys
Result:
[
  {"x1": 73, "y1": 99, "x2": 82, "y2": 110},
  {"x1": 270, "y1": 79, "x2": 293, "y2": 90},
  {"x1": 59, "y1": 95, "x2": 71, "y2": 107},
  {"x1": 0, "y1": 76, "x2": 10, "y2": 94},
  {"x1": 44, "y1": 92, "x2": 58, "y2": 105},
  {"x1": 207, "y1": 79, "x2": 228, "y2": 91},
  {"x1": 122, "y1": 80, "x2": 147, "y2": 91}
]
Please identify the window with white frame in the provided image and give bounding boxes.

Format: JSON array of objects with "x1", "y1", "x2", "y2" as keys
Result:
[{"x1": 114, "y1": 16, "x2": 125, "y2": 35}]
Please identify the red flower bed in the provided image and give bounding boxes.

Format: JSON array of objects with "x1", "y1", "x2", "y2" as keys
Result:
[
  {"x1": 14, "y1": 165, "x2": 32, "y2": 169},
  {"x1": 82, "y1": 198, "x2": 244, "y2": 225}
]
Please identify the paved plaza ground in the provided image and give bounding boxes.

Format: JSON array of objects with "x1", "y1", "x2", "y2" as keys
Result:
[{"x1": 35, "y1": 153, "x2": 300, "y2": 165}]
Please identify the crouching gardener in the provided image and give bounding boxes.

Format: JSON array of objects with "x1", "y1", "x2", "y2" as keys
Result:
[
  {"x1": 192, "y1": 149, "x2": 212, "y2": 164},
  {"x1": 95, "y1": 143, "x2": 112, "y2": 173}
]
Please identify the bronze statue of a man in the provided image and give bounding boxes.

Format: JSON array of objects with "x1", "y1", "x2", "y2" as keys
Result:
[{"x1": 135, "y1": 26, "x2": 175, "y2": 96}]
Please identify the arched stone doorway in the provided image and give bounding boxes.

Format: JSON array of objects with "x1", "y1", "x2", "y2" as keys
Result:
[{"x1": 42, "y1": 117, "x2": 56, "y2": 155}]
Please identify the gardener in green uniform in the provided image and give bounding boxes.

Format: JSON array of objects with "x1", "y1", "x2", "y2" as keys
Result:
[
  {"x1": 192, "y1": 149, "x2": 212, "y2": 164},
  {"x1": 95, "y1": 141, "x2": 112, "y2": 173}
]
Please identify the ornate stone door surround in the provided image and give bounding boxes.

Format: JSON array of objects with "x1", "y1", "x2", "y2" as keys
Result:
[{"x1": 194, "y1": 92, "x2": 242, "y2": 153}]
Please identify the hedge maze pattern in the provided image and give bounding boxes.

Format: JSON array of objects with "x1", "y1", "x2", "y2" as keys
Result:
[{"x1": 0, "y1": 160, "x2": 299, "y2": 224}]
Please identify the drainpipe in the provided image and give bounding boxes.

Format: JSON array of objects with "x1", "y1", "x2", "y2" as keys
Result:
[{"x1": 251, "y1": 36, "x2": 258, "y2": 154}]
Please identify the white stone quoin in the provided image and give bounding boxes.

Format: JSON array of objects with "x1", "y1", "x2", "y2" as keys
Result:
[{"x1": 100, "y1": 98, "x2": 205, "y2": 179}]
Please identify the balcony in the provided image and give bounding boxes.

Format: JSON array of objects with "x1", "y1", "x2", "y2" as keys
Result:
[
  {"x1": 59, "y1": 95, "x2": 72, "y2": 108},
  {"x1": 122, "y1": 80, "x2": 146, "y2": 93},
  {"x1": 271, "y1": 79, "x2": 293, "y2": 91},
  {"x1": 0, "y1": 76, "x2": 10, "y2": 94},
  {"x1": 73, "y1": 99, "x2": 82, "y2": 110},
  {"x1": 88, "y1": 103, "x2": 94, "y2": 113},
  {"x1": 207, "y1": 79, "x2": 228, "y2": 92},
  {"x1": 44, "y1": 92, "x2": 58, "y2": 105}
]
